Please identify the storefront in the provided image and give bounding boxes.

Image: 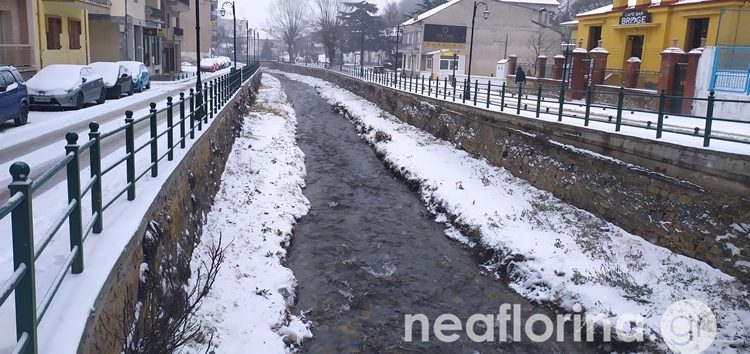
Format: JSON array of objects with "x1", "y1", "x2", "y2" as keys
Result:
[{"x1": 575, "y1": 0, "x2": 750, "y2": 72}]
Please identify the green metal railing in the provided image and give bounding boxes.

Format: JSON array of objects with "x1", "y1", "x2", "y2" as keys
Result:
[
  {"x1": 0, "y1": 62, "x2": 259, "y2": 354},
  {"x1": 301, "y1": 62, "x2": 750, "y2": 148}
]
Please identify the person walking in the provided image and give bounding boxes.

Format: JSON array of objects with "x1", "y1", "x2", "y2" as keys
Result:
[{"x1": 515, "y1": 66, "x2": 526, "y2": 89}]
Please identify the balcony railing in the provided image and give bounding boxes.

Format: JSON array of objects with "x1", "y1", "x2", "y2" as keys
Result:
[
  {"x1": 146, "y1": 5, "x2": 164, "y2": 20},
  {"x1": 0, "y1": 44, "x2": 36, "y2": 71}
]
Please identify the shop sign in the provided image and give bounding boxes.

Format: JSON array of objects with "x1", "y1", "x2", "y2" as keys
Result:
[
  {"x1": 620, "y1": 11, "x2": 650, "y2": 25},
  {"x1": 424, "y1": 24, "x2": 467, "y2": 47}
]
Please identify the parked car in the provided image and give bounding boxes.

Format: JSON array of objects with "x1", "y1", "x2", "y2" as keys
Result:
[
  {"x1": 200, "y1": 58, "x2": 218, "y2": 72},
  {"x1": 117, "y1": 61, "x2": 151, "y2": 92},
  {"x1": 181, "y1": 61, "x2": 197, "y2": 73},
  {"x1": 90, "y1": 62, "x2": 133, "y2": 99},
  {"x1": 27, "y1": 64, "x2": 106, "y2": 110},
  {"x1": 0, "y1": 66, "x2": 29, "y2": 126}
]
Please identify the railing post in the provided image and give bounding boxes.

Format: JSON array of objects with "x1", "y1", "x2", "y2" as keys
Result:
[
  {"x1": 656, "y1": 89, "x2": 666, "y2": 138},
  {"x1": 584, "y1": 85, "x2": 592, "y2": 126},
  {"x1": 443, "y1": 77, "x2": 447, "y2": 100},
  {"x1": 166, "y1": 97, "x2": 174, "y2": 161},
  {"x1": 462, "y1": 79, "x2": 467, "y2": 104},
  {"x1": 125, "y1": 111, "x2": 136, "y2": 200},
  {"x1": 213, "y1": 79, "x2": 218, "y2": 114},
  {"x1": 189, "y1": 89, "x2": 195, "y2": 139},
  {"x1": 204, "y1": 82, "x2": 209, "y2": 124},
  {"x1": 486, "y1": 81, "x2": 491, "y2": 108},
  {"x1": 88, "y1": 122, "x2": 103, "y2": 234},
  {"x1": 704, "y1": 90, "x2": 715, "y2": 147},
  {"x1": 65, "y1": 132, "x2": 84, "y2": 274},
  {"x1": 209, "y1": 82, "x2": 214, "y2": 121},
  {"x1": 179, "y1": 93, "x2": 186, "y2": 148},
  {"x1": 9, "y1": 162, "x2": 39, "y2": 354},
  {"x1": 428, "y1": 76, "x2": 432, "y2": 96},
  {"x1": 452, "y1": 78, "x2": 457, "y2": 101},
  {"x1": 558, "y1": 82, "x2": 565, "y2": 121},
  {"x1": 536, "y1": 84, "x2": 542, "y2": 118},
  {"x1": 473, "y1": 80, "x2": 478, "y2": 106},
  {"x1": 615, "y1": 86, "x2": 625, "y2": 132},
  {"x1": 149, "y1": 103, "x2": 158, "y2": 177},
  {"x1": 516, "y1": 83, "x2": 523, "y2": 115},
  {"x1": 501, "y1": 82, "x2": 506, "y2": 111}
]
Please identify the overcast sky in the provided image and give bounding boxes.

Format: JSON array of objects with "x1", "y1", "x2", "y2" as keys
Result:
[{"x1": 230, "y1": 0, "x2": 395, "y2": 38}]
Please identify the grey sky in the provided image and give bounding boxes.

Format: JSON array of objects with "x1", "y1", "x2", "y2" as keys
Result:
[{"x1": 227, "y1": 0, "x2": 395, "y2": 38}]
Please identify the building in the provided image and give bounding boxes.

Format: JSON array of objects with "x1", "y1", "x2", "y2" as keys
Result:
[
  {"x1": 0, "y1": 0, "x2": 37, "y2": 75},
  {"x1": 574, "y1": 0, "x2": 750, "y2": 73},
  {"x1": 89, "y1": 0, "x2": 189, "y2": 74},
  {"x1": 399, "y1": 0, "x2": 561, "y2": 77},
  {"x1": 180, "y1": 0, "x2": 216, "y2": 63}
]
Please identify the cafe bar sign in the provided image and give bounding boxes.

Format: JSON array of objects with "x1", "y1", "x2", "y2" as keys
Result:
[{"x1": 620, "y1": 10, "x2": 650, "y2": 25}]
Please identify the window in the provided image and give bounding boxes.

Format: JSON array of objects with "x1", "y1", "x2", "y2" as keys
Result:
[
  {"x1": 587, "y1": 26, "x2": 602, "y2": 50},
  {"x1": 69, "y1": 19, "x2": 82, "y2": 49},
  {"x1": 686, "y1": 18, "x2": 709, "y2": 51},
  {"x1": 439, "y1": 58, "x2": 458, "y2": 70},
  {"x1": 46, "y1": 16, "x2": 62, "y2": 50},
  {"x1": 0, "y1": 11, "x2": 11, "y2": 44}
]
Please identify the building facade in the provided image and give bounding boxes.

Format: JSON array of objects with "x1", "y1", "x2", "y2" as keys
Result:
[
  {"x1": 0, "y1": 0, "x2": 37, "y2": 75},
  {"x1": 180, "y1": 0, "x2": 216, "y2": 63},
  {"x1": 575, "y1": 0, "x2": 750, "y2": 73},
  {"x1": 400, "y1": 0, "x2": 561, "y2": 77},
  {"x1": 89, "y1": 0, "x2": 189, "y2": 74}
]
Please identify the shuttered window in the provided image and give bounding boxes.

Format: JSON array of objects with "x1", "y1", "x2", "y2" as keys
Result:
[
  {"x1": 46, "y1": 17, "x2": 62, "y2": 50},
  {"x1": 69, "y1": 19, "x2": 82, "y2": 50}
]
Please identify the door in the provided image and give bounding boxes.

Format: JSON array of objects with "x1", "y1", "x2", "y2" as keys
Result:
[
  {"x1": 0, "y1": 72, "x2": 10, "y2": 119},
  {"x1": 626, "y1": 35, "x2": 644, "y2": 61},
  {"x1": 669, "y1": 63, "x2": 687, "y2": 114}
]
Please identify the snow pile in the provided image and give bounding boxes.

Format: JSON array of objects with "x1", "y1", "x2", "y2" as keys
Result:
[
  {"x1": 186, "y1": 73, "x2": 312, "y2": 353},
  {"x1": 272, "y1": 70, "x2": 750, "y2": 353}
]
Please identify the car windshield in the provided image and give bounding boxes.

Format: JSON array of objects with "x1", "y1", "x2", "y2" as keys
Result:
[
  {"x1": 90, "y1": 62, "x2": 121, "y2": 86},
  {"x1": 27, "y1": 65, "x2": 82, "y2": 91}
]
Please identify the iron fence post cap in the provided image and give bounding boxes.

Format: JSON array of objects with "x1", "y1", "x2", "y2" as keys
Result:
[
  {"x1": 66, "y1": 132, "x2": 79, "y2": 145},
  {"x1": 10, "y1": 162, "x2": 30, "y2": 182},
  {"x1": 89, "y1": 122, "x2": 99, "y2": 132},
  {"x1": 125, "y1": 110, "x2": 134, "y2": 119},
  {"x1": 150, "y1": 102, "x2": 157, "y2": 110},
  {"x1": 167, "y1": 96, "x2": 173, "y2": 104}
]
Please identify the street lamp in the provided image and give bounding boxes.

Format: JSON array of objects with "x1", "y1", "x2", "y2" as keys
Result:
[
  {"x1": 246, "y1": 22, "x2": 251, "y2": 64},
  {"x1": 558, "y1": 41, "x2": 576, "y2": 115},
  {"x1": 451, "y1": 48, "x2": 459, "y2": 87},
  {"x1": 393, "y1": 24, "x2": 402, "y2": 85},
  {"x1": 219, "y1": 1, "x2": 237, "y2": 69},
  {"x1": 464, "y1": 1, "x2": 490, "y2": 100},
  {"x1": 194, "y1": 0, "x2": 203, "y2": 122},
  {"x1": 360, "y1": 31, "x2": 366, "y2": 77}
]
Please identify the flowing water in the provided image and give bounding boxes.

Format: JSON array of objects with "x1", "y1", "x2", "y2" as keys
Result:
[{"x1": 280, "y1": 77, "x2": 597, "y2": 354}]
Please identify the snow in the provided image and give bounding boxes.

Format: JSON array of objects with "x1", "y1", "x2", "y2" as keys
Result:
[
  {"x1": 89, "y1": 62, "x2": 122, "y2": 87},
  {"x1": 402, "y1": 0, "x2": 462, "y2": 25},
  {"x1": 26, "y1": 65, "x2": 90, "y2": 95},
  {"x1": 185, "y1": 73, "x2": 312, "y2": 353},
  {"x1": 272, "y1": 70, "x2": 750, "y2": 353},
  {"x1": 0, "y1": 68, "x2": 256, "y2": 353}
]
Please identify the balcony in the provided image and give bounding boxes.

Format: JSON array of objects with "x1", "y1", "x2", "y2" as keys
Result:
[
  {"x1": 42, "y1": 0, "x2": 111, "y2": 14},
  {"x1": 167, "y1": 0, "x2": 189, "y2": 12},
  {"x1": 146, "y1": 5, "x2": 164, "y2": 21},
  {"x1": 0, "y1": 44, "x2": 35, "y2": 72}
]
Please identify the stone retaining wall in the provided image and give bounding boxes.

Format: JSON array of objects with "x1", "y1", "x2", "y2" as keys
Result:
[
  {"x1": 76, "y1": 72, "x2": 263, "y2": 353},
  {"x1": 268, "y1": 62, "x2": 750, "y2": 281}
]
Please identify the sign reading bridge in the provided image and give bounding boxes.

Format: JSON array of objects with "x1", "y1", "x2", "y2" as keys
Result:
[
  {"x1": 423, "y1": 24, "x2": 467, "y2": 48},
  {"x1": 620, "y1": 10, "x2": 651, "y2": 25}
]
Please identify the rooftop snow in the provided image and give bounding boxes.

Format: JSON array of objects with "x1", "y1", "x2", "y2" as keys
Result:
[{"x1": 403, "y1": 0, "x2": 559, "y2": 26}]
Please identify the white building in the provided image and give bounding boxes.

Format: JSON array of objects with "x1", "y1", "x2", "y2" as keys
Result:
[{"x1": 400, "y1": 0, "x2": 561, "y2": 77}]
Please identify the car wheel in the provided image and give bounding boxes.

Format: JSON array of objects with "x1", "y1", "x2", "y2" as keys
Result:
[
  {"x1": 75, "y1": 92, "x2": 84, "y2": 110},
  {"x1": 14, "y1": 104, "x2": 29, "y2": 126},
  {"x1": 128, "y1": 84, "x2": 134, "y2": 96},
  {"x1": 114, "y1": 86, "x2": 122, "y2": 99},
  {"x1": 97, "y1": 88, "x2": 106, "y2": 104},
  {"x1": 145, "y1": 82, "x2": 150, "y2": 90}
]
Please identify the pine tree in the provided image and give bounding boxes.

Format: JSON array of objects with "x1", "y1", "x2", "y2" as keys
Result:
[{"x1": 412, "y1": 0, "x2": 447, "y2": 16}]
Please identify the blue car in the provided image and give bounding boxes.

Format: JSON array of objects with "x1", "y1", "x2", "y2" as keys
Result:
[
  {"x1": 118, "y1": 61, "x2": 150, "y2": 92},
  {"x1": 0, "y1": 66, "x2": 29, "y2": 126}
]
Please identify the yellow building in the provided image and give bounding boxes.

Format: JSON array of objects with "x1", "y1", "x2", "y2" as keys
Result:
[
  {"x1": 575, "y1": 0, "x2": 750, "y2": 72},
  {"x1": 31, "y1": 0, "x2": 110, "y2": 69}
]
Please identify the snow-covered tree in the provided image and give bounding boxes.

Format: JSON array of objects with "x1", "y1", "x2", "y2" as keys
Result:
[{"x1": 267, "y1": 0, "x2": 310, "y2": 61}]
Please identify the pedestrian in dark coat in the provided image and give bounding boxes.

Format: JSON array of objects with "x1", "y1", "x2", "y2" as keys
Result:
[{"x1": 515, "y1": 66, "x2": 526, "y2": 87}]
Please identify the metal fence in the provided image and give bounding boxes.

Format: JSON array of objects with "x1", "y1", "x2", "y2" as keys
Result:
[
  {"x1": 711, "y1": 46, "x2": 750, "y2": 94},
  {"x1": 300, "y1": 62, "x2": 750, "y2": 148},
  {"x1": 0, "y1": 62, "x2": 259, "y2": 354}
]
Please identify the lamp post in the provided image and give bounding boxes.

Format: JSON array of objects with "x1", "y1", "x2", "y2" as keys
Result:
[
  {"x1": 360, "y1": 31, "x2": 366, "y2": 77},
  {"x1": 451, "y1": 48, "x2": 459, "y2": 87},
  {"x1": 194, "y1": 0, "x2": 203, "y2": 121},
  {"x1": 464, "y1": 1, "x2": 490, "y2": 100},
  {"x1": 393, "y1": 24, "x2": 402, "y2": 85},
  {"x1": 246, "y1": 22, "x2": 251, "y2": 64},
  {"x1": 559, "y1": 41, "x2": 576, "y2": 99},
  {"x1": 219, "y1": 1, "x2": 237, "y2": 69}
]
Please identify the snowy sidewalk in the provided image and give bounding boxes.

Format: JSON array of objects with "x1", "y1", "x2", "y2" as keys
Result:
[
  {"x1": 273, "y1": 70, "x2": 750, "y2": 354},
  {"x1": 186, "y1": 74, "x2": 312, "y2": 353}
]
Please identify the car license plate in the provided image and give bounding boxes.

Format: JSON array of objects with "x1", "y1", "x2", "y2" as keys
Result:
[{"x1": 34, "y1": 96, "x2": 51, "y2": 103}]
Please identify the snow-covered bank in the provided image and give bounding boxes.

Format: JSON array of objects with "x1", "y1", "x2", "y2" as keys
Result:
[
  {"x1": 186, "y1": 74, "x2": 312, "y2": 353},
  {"x1": 272, "y1": 70, "x2": 750, "y2": 353}
]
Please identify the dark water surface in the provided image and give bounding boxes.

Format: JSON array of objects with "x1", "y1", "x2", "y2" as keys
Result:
[{"x1": 280, "y1": 76, "x2": 596, "y2": 354}]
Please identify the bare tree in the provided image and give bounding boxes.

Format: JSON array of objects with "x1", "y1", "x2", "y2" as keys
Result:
[
  {"x1": 267, "y1": 0, "x2": 310, "y2": 61},
  {"x1": 312, "y1": 0, "x2": 344, "y2": 65},
  {"x1": 382, "y1": 1, "x2": 401, "y2": 29},
  {"x1": 529, "y1": 27, "x2": 556, "y2": 74}
]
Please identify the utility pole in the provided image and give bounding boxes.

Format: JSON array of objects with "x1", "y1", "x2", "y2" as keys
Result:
[
  {"x1": 195, "y1": 0, "x2": 203, "y2": 121},
  {"x1": 124, "y1": 0, "x2": 129, "y2": 60}
]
